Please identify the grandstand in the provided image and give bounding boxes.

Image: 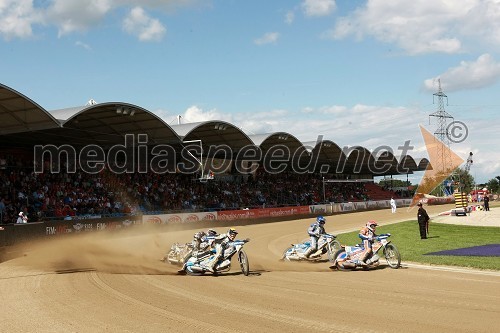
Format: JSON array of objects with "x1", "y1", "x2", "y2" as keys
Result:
[{"x1": 0, "y1": 83, "x2": 430, "y2": 224}]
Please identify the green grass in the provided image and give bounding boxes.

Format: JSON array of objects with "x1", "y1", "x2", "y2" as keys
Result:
[{"x1": 336, "y1": 221, "x2": 500, "y2": 270}]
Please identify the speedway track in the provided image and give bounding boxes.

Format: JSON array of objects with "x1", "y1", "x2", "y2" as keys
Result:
[{"x1": 1, "y1": 204, "x2": 499, "y2": 333}]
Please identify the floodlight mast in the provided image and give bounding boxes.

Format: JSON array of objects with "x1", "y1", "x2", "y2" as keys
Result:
[
  {"x1": 182, "y1": 139, "x2": 204, "y2": 179},
  {"x1": 464, "y1": 152, "x2": 473, "y2": 172}
]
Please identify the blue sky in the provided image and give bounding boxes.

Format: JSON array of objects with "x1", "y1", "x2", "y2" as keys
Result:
[{"x1": 1, "y1": 0, "x2": 499, "y2": 184}]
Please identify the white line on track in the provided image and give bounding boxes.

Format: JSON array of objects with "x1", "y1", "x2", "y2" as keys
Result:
[{"x1": 403, "y1": 262, "x2": 500, "y2": 276}]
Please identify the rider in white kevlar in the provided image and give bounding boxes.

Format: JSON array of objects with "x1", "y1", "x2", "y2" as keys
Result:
[
  {"x1": 204, "y1": 228, "x2": 238, "y2": 272},
  {"x1": 192, "y1": 229, "x2": 218, "y2": 251},
  {"x1": 191, "y1": 228, "x2": 219, "y2": 259},
  {"x1": 299, "y1": 216, "x2": 326, "y2": 258}
]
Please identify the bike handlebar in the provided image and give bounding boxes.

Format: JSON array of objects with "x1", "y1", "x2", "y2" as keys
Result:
[{"x1": 376, "y1": 233, "x2": 391, "y2": 240}]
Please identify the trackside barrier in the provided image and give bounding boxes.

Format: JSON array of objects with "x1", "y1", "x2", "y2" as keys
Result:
[
  {"x1": 139, "y1": 199, "x2": 433, "y2": 225},
  {"x1": 0, "y1": 216, "x2": 142, "y2": 248}
]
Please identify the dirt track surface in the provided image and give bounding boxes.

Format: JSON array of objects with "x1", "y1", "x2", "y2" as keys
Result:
[{"x1": 1, "y1": 204, "x2": 499, "y2": 333}]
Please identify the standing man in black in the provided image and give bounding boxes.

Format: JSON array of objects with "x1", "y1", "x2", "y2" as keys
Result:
[
  {"x1": 483, "y1": 194, "x2": 490, "y2": 211},
  {"x1": 417, "y1": 203, "x2": 430, "y2": 239}
]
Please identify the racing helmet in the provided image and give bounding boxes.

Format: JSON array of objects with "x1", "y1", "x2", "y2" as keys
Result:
[
  {"x1": 193, "y1": 231, "x2": 205, "y2": 240},
  {"x1": 366, "y1": 220, "x2": 378, "y2": 231},
  {"x1": 207, "y1": 229, "x2": 217, "y2": 236},
  {"x1": 317, "y1": 215, "x2": 326, "y2": 225},
  {"x1": 227, "y1": 228, "x2": 238, "y2": 240}
]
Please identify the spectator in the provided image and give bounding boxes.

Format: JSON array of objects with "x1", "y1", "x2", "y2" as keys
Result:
[
  {"x1": 16, "y1": 211, "x2": 28, "y2": 224},
  {"x1": 484, "y1": 194, "x2": 490, "y2": 211}
]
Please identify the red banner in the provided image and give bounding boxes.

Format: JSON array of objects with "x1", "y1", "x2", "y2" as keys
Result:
[{"x1": 217, "y1": 206, "x2": 310, "y2": 221}]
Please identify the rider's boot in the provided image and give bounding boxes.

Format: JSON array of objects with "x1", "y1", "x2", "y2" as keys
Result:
[
  {"x1": 359, "y1": 252, "x2": 370, "y2": 266},
  {"x1": 299, "y1": 247, "x2": 315, "y2": 259},
  {"x1": 204, "y1": 256, "x2": 218, "y2": 273}
]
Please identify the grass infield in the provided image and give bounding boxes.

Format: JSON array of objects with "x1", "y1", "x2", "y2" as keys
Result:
[{"x1": 336, "y1": 221, "x2": 500, "y2": 271}]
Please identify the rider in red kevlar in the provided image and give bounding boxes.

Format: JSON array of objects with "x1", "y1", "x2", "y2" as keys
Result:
[{"x1": 358, "y1": 221, "x2": 378, "y2": 265}]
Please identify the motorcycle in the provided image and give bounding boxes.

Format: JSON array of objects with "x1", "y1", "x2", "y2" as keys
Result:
[
  {"x1": 163, "y1": 235, "x2": 217, "y2": 266},
  {"x1": 281, "y1": 233, "x2": 341, "y2": 262},
  {"x1": 180, "y1": 239, "x2": 250, "y2": 276},
  {"x1": 163, "y1": 242, "x2": 194, "y2": 266},
  {"x1": 331, "y1": 233, "x2": 401, "y2": 270}
]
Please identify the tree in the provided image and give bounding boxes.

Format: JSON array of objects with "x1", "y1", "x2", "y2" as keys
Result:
[
  {"x1": 451, "y1": 168, "x2": 475, "y2": 193},
  {"x1": 486, "y1": 176, "x2": 500, "y2": 193},
  {"x1": 377, "y1": 179, "x2": 412, "y2": 187}
]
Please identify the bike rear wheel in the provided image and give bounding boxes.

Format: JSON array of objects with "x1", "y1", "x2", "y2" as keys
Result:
[
  {"x1": 281, "y1": 247, "x2": 292, "y2": 261},
  {"x1": 383, "y1": 244, "x2": 401, "y2": 269},
  {"x1": 333, "y1": 249, "x2": 355, "y2": 271},
  {"x1": 181, "y1": 250, "x2": 193, "y2": 264},
  {"x1": 185, "y1": 267, "x2": 205, "y2": 276},
  {"x1": 327, "y1": 240, "x2": 342, "y2": 262},
  {"x1": 239, "y1": 250, "x2": 250, "y2": 276}
]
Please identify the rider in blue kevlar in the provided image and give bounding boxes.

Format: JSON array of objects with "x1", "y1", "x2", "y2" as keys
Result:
[{"x1": 299, "y1": 216, "x2": 326, "y2": 258}]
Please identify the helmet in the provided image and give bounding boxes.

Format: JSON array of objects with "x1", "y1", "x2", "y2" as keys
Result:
[
  {"x1": 194, "y1": 231, "x2": 205, "y2": 240},
  {"x1": 207, "y1": 229, "x2": 217, "y2": 236},
  {"x1": 19, "y1": 212, "x2": 24, "y2": 217},
  {"x1": 227, "y1": 228, "x2": 238, "y2": 240},
  {"x1": 366, "y1": 220, "x2": 378, "y2": 231},
  {"x1": 316, "y1": 216, "x2": 326, "y2": 225}
]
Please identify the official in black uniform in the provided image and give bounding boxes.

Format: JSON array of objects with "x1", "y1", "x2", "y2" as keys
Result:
[{"x1": 417, "y1": 203, "x2": 430, "y2": 239}]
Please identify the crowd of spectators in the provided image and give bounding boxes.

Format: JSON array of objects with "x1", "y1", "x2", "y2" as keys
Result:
[{"x1": 1, "y1": 154, "x2": 390, "y2": 224}]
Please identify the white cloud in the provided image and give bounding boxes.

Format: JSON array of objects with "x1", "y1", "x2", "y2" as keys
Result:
[
  {"x1": 0, "y1": 0, "x2": 40, "y2": 40},
  {"x1": 301, "y1": 0, "x2": 336, "y2": 17},
  {"x1": 0, "y1": 0, "x2": 204, "y2": 40},
  {"x1": 182, "y1": 105, "x2": 226, "y2": 123},
  {"x1": 75, "y1": 41, "x2": 91, "y2": 50},
  {"x1": 46, "y1": 0, "x2": 113, "y2": 37},
  {"x1": 285, "y1": 10, "x2": 294, "y2": 24},
  {"x1": 324, "y1": 0, "x2": 500, "y2": 55},
  {"x1": 122, "y1": 6, "x2": 166, "y2": 42},
  {"x1": 254, "y1": 32, "x2": 280, "y2": 45},
  {"x1": 424, "y1": 54, "x2": 500, "y2": 92}
]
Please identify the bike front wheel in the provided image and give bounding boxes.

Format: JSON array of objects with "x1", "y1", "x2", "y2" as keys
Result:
[
  {"x1": 239, "y1": 250, "x2": 250, "y2": 276},
  {"x1": 383, "y1": 244, "x2": 401, "y2": 269}
]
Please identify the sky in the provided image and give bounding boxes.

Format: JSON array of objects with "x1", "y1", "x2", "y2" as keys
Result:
[{"x1": 1, "y1": 0, "x2": 499, "y2": 184}]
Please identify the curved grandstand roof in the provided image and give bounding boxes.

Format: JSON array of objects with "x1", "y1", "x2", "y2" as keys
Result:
[
  {"x1": 0, "y1": 83, "x2": 60, "y2": 135},
  {"x1": 0, "y1": 82, "x2": 432, "y2": 176},
  {"x1": 49, "y1": 103, "x2": 180, "y2": 145},
  {"x1": 248, "y1": 132, "x2": 310, "y2": 167},
  {"x1": 416, "y1": 157, "x2": 431, "y2": 171},
  {"x1": 172, "y1": 121, "x2": 254, "y2": 153},
  {"x1": 302, "y1": 139, "x2": 346, "y2": 162},
  {"x1": 342, "y1": 146, "x2": 376, "y2": 174},
  {"x1": 374, "y1": 151, "x2": 400, "y2": 176},
  {"x1": 248, "y1": 132, "x2": 305, "y2": 152},
  {"x1": 399, "y1": 154, "x2": 418, "y2": 173}
]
